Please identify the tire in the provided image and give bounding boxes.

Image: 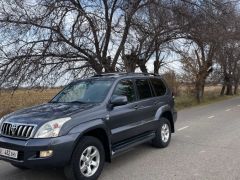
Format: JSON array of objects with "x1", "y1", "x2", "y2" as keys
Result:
[
  {"x1": 64, "y1": 136, "x2": 105, "y2": 180},
  {"x1": 11, "y1": 163, "x2": 29, "y2": 170},
  {"x1": 152, "y1": 117, "x2": 171, "y2": 148}
]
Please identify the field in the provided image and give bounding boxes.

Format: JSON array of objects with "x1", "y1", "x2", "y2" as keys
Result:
[
  {"x1": 0, "y1": 85, "x2": 237, "y2": 117},
  {"x1": 175, "y1": 85, "x2": 234, "y2": 110},
  {"x1": 0, "y1": 88, "x2": 61, "y2": 117}
]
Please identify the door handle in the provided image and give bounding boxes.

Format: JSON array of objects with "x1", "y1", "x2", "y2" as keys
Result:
[{"x1": 133, "y1": 105, "x2": 139, "y2": 110}]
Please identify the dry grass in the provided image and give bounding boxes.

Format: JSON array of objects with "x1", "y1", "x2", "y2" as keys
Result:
[
  {"x1": 175, "y1": 85, "x2": 237, "y2": 110},
  {"x1": 0, "y1": 89, "x2": 61, "y2": 117},
  {"x1": 0, "y1": 85, "x2": 237, "y2": 117}
]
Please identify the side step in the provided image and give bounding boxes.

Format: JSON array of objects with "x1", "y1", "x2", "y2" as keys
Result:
[{"x1": 111, "y1": 132, "x2": 156, "y2": 158}]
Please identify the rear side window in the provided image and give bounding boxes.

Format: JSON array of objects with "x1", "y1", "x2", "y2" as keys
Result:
[
  {"x1": 135, "y1": 79, "x2": 152, "y2": 99},
  {"x1": 150, "y1": 78, "x2": 166, "y2": 96},
  {"x1": 113, "y1": 80, "x2": 136, "y2": 102}
]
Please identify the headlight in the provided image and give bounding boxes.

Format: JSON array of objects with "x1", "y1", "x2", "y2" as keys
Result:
[
  {"x1": 34, "y1": 117, "x2": 71, "y2": 138},
  {"x1": 0, "y1": 117, "x2": 4, "y2": 126},
  {"x1": 0, "y1": 117, "x2": 5, "y2": 134}
]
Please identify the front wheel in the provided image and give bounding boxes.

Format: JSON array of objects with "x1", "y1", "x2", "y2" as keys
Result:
[
  {"x1": 64, "y1": 136, "x2": 105, "y2": 180},
  {"x1": 152, "y1": 117, "x2": 171, "y2": 148}
]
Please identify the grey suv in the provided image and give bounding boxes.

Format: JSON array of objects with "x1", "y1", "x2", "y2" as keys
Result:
[{"x1": 0, "y1": 73, "x2": 177, "y2": 180}]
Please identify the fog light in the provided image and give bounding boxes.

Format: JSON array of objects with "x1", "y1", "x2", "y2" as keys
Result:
[{"x1": 39, "y1": 150, "x2": 53, "y2": 158}]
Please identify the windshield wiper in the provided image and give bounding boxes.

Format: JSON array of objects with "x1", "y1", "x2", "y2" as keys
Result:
[
  {"x1": 69, "y1": 100, "x2": 87, "y2": 104},
  {"x1": 49, "y1": 101, "x2": 60, "y2": 103}
]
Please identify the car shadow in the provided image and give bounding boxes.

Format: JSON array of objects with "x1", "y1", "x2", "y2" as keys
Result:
[
  {"x1": 1, "y1": 142, "x2": 168, "y2": 180},
  {"x1": 0, "y1": 164, "x2": 66, "y2": 180}
]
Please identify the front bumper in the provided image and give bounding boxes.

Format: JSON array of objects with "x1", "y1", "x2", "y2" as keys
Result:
[{"x1": 0, "y1": 133, "x2": 79, "y2": 168}]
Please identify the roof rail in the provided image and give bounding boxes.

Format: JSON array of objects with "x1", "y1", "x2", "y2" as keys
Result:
[
  {"x1": 92, "y1": 72, "x2": 160, "y2": 77},
  {"x1": 128, "y1": 72, "x2": 160, "y2": 76},
  {"x1": 92, "y1": 72, "x2": 127, "y2": 77}
]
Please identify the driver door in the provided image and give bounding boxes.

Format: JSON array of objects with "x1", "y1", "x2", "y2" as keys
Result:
[{"x1": 107, "y1": 79, "x2": 141, "y2": 144}]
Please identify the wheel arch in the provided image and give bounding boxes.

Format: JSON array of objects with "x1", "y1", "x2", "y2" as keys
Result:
[
  {"x1": 83, "y1": 128, "x2": 111, "y2": 162},
  {"x1": 155, "y1": 105, "x2": 175, "y2": 133},
  {"x1": 69, "y1": 120, "x2": 112, "y2": 163},
  {"x1": 161, "y1": 111, "x2": 174, "y2": 133}
]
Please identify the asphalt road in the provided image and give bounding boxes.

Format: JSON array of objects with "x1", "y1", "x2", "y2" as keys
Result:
[{"x1": 1, "y1": 97, "x2": 240, "y2": 180}]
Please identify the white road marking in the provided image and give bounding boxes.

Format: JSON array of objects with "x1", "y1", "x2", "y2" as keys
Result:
[
  {"x1": 208, "y1": 116, "x2": 215, "y2": 119},
  {"x1": 199, "y1": 150, "x2": 206, "y2": 153},
  {"x1": 226, "y1": 109, "x2": 231, "y2": 112},
  {"x1": 238, "y1": 105, "x2": 240, "y2": 107},
  {"x1": 178, "y1": 126, "x2": 189, "y2": 131}
]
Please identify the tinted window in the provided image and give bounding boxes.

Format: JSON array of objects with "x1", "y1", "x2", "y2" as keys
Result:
[
  {"x1": 51, "y1": 80, "x2": 113, "y2": 103},
  {"x1": 150, "y1": 78, "x2": 166, "y2": 96},
  {"x1": 113, "y1": 80, "x2": 136, "y2": 102},
  {"x1": 135, "y1": 79, "x2": 152, "y2": 99}
]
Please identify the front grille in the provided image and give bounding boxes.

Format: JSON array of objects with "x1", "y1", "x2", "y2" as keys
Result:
[{"x1": 1, "y1": 123, "x2": 36, "y2": 139}]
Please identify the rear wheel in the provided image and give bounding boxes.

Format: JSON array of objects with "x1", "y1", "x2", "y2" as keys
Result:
[
  {"x1": 64, "y1": 136, "x2": 105, "y2": 180},
  {"x1": 152, "y1": 117, "x2": 171, "y2": 148}
]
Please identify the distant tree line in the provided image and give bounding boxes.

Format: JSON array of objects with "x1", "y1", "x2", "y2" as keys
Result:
[{"x1": 0, "y1": 0, "x2": 239, "y2": 102}]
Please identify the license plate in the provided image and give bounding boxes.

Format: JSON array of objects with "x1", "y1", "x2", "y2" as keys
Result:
[{"x1": 0, "y1": 148, "x2": 18, "y2": 159}]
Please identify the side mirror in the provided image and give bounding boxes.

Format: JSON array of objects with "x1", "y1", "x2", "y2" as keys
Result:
[{"x1": 110, "y1": 95, "x2": 128, "y2": 107}]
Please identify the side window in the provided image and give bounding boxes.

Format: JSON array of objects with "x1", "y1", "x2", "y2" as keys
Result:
[
  {"x1": 135, "y1": 79, "x2": 152, "y2": 99},
  {"x1": 150, "y1": 78, "x2": 166, "y2": 96},
  {"x1": 112, "y1": 80, "x2": 136, "y2": 103}
]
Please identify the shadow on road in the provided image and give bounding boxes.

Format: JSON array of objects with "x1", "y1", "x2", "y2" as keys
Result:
[
  {"x1": 1, "y1": 143, "x2": 157, "y2": 180},
  {"x1": 1, "y1": 166, "x2": 66, "y2": 180}
]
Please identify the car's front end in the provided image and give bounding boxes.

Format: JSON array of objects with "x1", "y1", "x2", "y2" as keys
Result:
[
  {"x1": 0, "y1": 112, "x2": 80, "y2": 168},
  {"x1": 0, "y1": 78, "x2": 114, "y2": 169},
  {"x1": 0, "y1": 129, "x2": 78, "y2": 168}
]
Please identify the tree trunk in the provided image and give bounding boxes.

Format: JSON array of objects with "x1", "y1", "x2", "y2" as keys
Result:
[
  {"x1": 122, "y1": 51, "x2": 138, "y2": 73},
  {"x1": 138, "y1": 61, "x2": 148, "y2": 73},
  {"x1": 139, "y1": 65, "x2": 148, "y2": 73},
  {"x1": 225, "y1": 74, "x2": 233, "y2": 95},
  {"x1": 154, "y1": 60, "x2": 160, "y2": 75},
  {"x1": 201, "y1": 84, "x2": 205, "y2": 97},
  {"x1": 103, "y1": 56, "x2": 115, "y2": 73},
  {"x1": 195, "y1": 72, "x2": 206, "y2": 103},
  {"x1": 93, "y1": 65, "x2": 103, "y2": 74},
  {"x1": 234, "y1": 82, "x2": 238, "y2": 95},
  {"x1": 195, "y1": 81, "x2": 204, "y2": 103},
  {"x1": 220, "y1": 85, "x2": 226, "y2": 96},
  {"x1": 226, "y1": 84, "x2": 233, "y2": 95}
]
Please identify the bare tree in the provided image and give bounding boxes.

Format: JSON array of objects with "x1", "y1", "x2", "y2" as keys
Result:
[
  {"x1": 218, "y1": 42, "x2": 240, "y2": 95},
  {"x1": 173, "y1": 0, "x2": 237, "y2": 102},
  {"x1": 122, "y1": 0, "x2": 179, "y2": 74},
  {"x1": 0, "y1": 0, "x2": 148, "y2": 87},
  {"x1": 0, "y1": 0, "x2": 240, "y2": 92}
]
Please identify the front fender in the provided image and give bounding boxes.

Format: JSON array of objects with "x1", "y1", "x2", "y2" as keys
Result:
[
  {"x1": 68, "y1": 118, "x2": 110, "y2": 136},
  {"x1": 68, "y1": 119, "x2": 112, "y2": 161}
]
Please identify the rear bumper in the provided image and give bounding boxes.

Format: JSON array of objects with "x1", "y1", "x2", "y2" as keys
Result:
[{"x1": 0, "y1": 133, "x2": 79, "y2": 168}]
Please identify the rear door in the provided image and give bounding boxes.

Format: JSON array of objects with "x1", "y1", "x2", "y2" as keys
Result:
[
  {"x1": 150, "y1": 77, "x2": 168, "y2": 109},
  {"x1": 134, "y1": 78, "x2": 156, "y2": 132}
]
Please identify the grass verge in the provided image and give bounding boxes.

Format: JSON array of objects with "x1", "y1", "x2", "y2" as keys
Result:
[{"x1": 175, "y1": 94, "x2": 238, "y2": 110}]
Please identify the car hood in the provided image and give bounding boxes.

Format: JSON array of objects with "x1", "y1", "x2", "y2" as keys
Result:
[{"x1": 3, "y1": 103, "x2": 97, "y2": 125}]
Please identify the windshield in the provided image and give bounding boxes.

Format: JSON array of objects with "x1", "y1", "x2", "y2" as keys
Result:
[{"x1": 51, "y1": 79, "x2": 113, "y2": 103}]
